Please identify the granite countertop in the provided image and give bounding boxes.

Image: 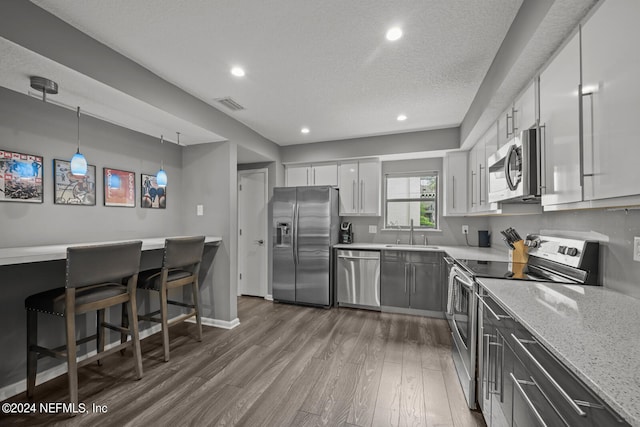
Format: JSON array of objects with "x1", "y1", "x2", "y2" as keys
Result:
[
  {"x1": 333, "y1": 242, "x2": 509, "y2": 262},
  {"x1": 478, "y1": 278, "x2": 640, "y2": 426},
  {"x1": 0, "y1": 236, "x2": 222, "y2": 266}
]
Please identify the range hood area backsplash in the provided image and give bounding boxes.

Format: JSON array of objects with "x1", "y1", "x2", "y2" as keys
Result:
[{"x1": 344, "y1": 205, "x2": 640, "y2": 300}]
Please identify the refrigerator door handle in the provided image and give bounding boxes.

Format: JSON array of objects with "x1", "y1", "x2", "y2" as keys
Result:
[{"x1": 293, "y1": 203, "x2": 299, "y2": 265}]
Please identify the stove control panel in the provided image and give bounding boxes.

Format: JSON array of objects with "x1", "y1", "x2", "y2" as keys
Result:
[{"x1": 528, "y1": 235, "x2": 592, "y2": 268}]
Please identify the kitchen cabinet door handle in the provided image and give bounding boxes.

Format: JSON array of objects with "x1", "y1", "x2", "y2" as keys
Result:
[
  {"x1": 510, "y1": 373, "x2": 549, "y2": 427},
  {"x1": 506, "y1": 112, "x2": 513, "y2": 138},
  {"x1": 577, "y1": 83, "x2": 586, "y2": 197},
  {"x1": 452, "y1": 175, "x2": 456, "y2": 209},
  {"x1": 404, "y1": 264, "x2": 408, "y2": 293},
  {"x1": 511, "y1": 333, "x2": 587, "y2": 417},
  {"x1": 313, "y1": 168, "x2": 316, "y2": 185},
  {"x1": 512, "y1": 108, "x2": 519, "y2": 134},
  {"x1": 470, "y1": 171, "x2": 476, "y2": 206},
  {"x1": 352, "y1": 180, "x2": 356, "y2": 210},
  {"x1": 537, "y1": 123, "x2": 546, "y2": 194},
  {"x1": 581, "y1": 89, "x2": 596, "y2": 180},
  {"x1": 412, "y1": 264, "x2": 416, "y2": 294},
  {"x1": 483, "y1": 333, "x2": 491, "y2": 400},
  {"x1": 360, "y1": 180, "x2": 364, "y2": 212},
  {"x1": 479, "y1": 164, "x2": 485, "y2": 204},
  {"x1": 475, "y1": 293, "x2": 511, "y2": 321}
]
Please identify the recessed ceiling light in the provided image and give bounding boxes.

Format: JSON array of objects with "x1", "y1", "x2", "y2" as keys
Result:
[
  {"x1": 231, "y1": 67, "x2": 245, "y2": 77},
  {"x1": 386, "y1": 27, "x2": 403, "y2": 41},
  {"x1": 397, "y1": 114, "x2": 407, "y2": 121},
  {"x1": 301, "y1": 127, "x2": 310, "y2": 134}
]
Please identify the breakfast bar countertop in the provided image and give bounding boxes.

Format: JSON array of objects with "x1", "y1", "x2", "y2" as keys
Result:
[{"x1": 0, "y1": 236, "x2": 222, "y2": 266}]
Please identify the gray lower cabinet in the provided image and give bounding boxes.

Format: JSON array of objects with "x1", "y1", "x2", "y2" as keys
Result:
[
  {"x1": 479, "y1": 285, "x2": 630, "y2": 427},
  {"x1": 381, "y1": 250, "x2": 442, "y2": 311}
]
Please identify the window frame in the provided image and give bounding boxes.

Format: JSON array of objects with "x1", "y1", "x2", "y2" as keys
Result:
[{"x1": 383, "y1": 171, "x2": 440, "y2": 231}]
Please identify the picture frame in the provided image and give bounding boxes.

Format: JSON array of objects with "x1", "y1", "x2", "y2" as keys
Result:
[
  {"x1": 141, "y1": 173, "x2": 166, "y2": 209},
  {"x1": 0, "y1": 149, "x2": 44, "y2": 203},
  {"x1": 103, "y1": 167, "x2": 136, "y2": 207},
  {"x1": 53, "y1": 159, "x2": 97, "y2": 206}
]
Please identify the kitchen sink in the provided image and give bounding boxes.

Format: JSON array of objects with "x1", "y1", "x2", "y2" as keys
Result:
[{"x1": 383, "y1": 244, "x2": 439, "y2": 249}]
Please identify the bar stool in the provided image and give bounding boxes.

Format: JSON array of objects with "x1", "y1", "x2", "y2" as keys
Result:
[
  {"x1": 135, "y1": 236, "x2": 205, "y2": 362},
  {"x1": 25, "y1": 241, "x2": 144, "y2": 408}
]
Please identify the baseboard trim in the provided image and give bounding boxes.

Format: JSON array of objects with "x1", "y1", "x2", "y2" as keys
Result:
[
  {"x1": 0, "y1": 323, "x2": 164, "y2": 402},
  {"x1": 200, "y1": 317, "x2": 240, "y2": 329},
  {"x1": 264, "y1": 294, "x2": 273, "y2": 301}
]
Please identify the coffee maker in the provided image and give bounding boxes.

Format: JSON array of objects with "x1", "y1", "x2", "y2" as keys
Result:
[{"x1": 340, "y1": 222, "x2": 353, "y2": 244}]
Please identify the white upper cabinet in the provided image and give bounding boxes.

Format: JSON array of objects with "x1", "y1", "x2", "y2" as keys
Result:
[
  {"x1": 514, "y1": 81, "x2": 536, "y2": 134},
  {"x1": 539, "y1": 30, "x2": 583, "y2": 207},
  {"x1": 311, "y1": 163, "x2": 338, "y2": 186},
  {"x1": 581, "y1": 0, "x2": 640, "y2": 201},
  {"x1": 285, "y1": 163, "x2": 337, "y2": 187},
  {"x1": 339, "y1": 159, "x2": 380, "y2": 216},
  {"x1": 469, "y1": 126, "x2": 500, "y2": 214},
  {"x1": 285, "y1": 165, "x2": 310, "y2": 187},
  {"x1": 443, "y1": 151, "x2": 468, "y2": 216}
]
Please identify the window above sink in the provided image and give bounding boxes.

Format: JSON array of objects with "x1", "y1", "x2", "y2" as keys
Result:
[{"x1": 384, "y1": 172, "x2": 439, "y2": 230}]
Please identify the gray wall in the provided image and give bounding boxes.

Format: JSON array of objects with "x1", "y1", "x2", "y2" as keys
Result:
[
  {"x1": 182, "y1": 142, "x2": 238, "y2": 322},
  {"x1": 488, "y1": 209, "x2": 640, "y2": 298},
  {"x1": 281, "y1": 127, "x2": 460, "y2": 163},
  {"x1": 343, "y1": 158, "x2": 489, "y2": 246},
  {"x1": 0, "y1": 87, "x2": 184, "y2": 246}
]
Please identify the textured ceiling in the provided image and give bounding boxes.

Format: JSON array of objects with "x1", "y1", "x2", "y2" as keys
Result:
[
  {"x1": 0, "y1": 37, "x2": 225, "y2": 146},
  {"x1": 32, "y1": 0, "x2": 522, "y2": 146}
]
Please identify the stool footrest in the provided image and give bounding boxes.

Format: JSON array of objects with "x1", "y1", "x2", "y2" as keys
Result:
[
  {"x1": 101, "y1": 321, "x2": 131, "y2": 335},
  {"x1": 167, "y1": 299, "x2": 196, "y2": 309},
  {"x1": 77, "y1": 341, "x2": 131, "y2": 369},
  {"x1": 168, "y1": 311, "x2": 197, "y2": 326}
]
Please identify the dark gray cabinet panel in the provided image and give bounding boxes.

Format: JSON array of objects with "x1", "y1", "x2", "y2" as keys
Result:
[
  {"x1": 411, "y1": 261, "x2": 441, "y2": 311},
  {"x1": 381, "y1": 258, "x2": 409, "y2": 308},
  {"x1": 381, "y1": 250, "x2": 443, "y2": 311}
]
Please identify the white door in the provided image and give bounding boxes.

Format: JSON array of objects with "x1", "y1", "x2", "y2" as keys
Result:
[{"x1": 238, "y1": 169, "x2": 268, "y2": 297}]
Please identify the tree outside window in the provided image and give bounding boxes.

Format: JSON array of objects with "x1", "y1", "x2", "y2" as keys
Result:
[{"x1": 385, "y1": 173, "x2": 438, "y2": 229}]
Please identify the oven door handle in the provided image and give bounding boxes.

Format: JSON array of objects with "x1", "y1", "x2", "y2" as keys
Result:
[
  {"x1": 443, "y1": 256, "x2": 456, "y2": 266},
  {"x1": 476, "y1": 292, "x2": 511, "y2": 321},
  {"x1": 450, "y1": 266, "x2": 474, "y2": 289}
]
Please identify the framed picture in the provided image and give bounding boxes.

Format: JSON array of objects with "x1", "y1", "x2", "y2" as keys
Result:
[
  {"x1": 0, "y1": 149, "x2": 44, "y2": 203},
  {"x1": 103, "y1": 167, "x2": 135, "y2": 207},
  {"x1": 53, "y1": 159, "x2": 96, "y2": 205},
  {"x1": 141, "y1": 173, "x2": 166, "y2": 209}
]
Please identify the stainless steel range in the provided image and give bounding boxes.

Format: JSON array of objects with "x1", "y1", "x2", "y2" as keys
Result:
[{"x1": 445, "y1": 234, "x2": 600, "y2": 410}]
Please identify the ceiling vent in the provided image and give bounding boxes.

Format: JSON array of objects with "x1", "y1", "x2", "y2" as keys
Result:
[{"x1": 215, "y1": 97, "x2": 245, "y2": 111}]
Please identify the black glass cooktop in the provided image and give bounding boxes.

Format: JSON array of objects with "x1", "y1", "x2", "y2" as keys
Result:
[{"x1": 456, "y1": 259, "x2": 575, "y2": 283}]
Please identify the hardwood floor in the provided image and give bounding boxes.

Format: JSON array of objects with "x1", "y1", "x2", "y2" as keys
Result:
[{"x1": 1, "y1": 297, "x2": 485, "y2": 427}]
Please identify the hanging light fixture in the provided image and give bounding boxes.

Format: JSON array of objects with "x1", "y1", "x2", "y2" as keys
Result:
[
  {"x1": 70, "y1": 106, "x2": 88, "y2": 176},
  {"x1": 156, "y1": 134, "x2": 167, "y2": 187}
]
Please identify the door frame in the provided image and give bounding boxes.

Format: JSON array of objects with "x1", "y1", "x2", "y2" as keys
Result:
[{"x1": 237, "y1": 168, "x2": 269, "y2": 298}]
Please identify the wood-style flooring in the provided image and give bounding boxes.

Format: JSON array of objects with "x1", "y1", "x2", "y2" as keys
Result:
[{"x1": 1, "y1": 297, "x2": 485, "y2": 427}]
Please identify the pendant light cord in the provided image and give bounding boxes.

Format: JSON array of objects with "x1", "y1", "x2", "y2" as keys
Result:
[{"x1": 76, "y1": 106, "x2": 81, "y2": 154}]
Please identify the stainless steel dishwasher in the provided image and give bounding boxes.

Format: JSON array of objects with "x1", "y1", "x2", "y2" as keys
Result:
[{"x1": 336, "y1": 250, "x2": 380, "y2": 310}]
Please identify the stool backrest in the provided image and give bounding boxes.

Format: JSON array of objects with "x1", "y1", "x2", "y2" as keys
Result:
[
  {"x1": 66, "y1": 241, "x2": 143, "y2": 288},
  {"x1": 163, "y1": 236, "x2": 206, "y2": 270}
]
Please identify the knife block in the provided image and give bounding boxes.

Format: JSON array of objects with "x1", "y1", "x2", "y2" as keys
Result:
[{"x1": 509, "y1": 240, "x2": 529, "y2": 264}]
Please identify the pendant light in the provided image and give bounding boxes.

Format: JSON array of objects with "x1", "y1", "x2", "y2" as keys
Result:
[
  {"x1": 156, "y1": 134, "x2": 167, "y2": 187},
  {"x1": 70, "y1": 106, "x2": 88, "y2": 176}
]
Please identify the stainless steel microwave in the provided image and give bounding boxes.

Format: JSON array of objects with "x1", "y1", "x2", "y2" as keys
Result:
[{"x1": 488, "y1": 128, "x2": 540, "y2": 203}]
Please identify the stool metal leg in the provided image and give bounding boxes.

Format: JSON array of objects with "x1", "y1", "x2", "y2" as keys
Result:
[
  {"x1": 191, "y1": 280, "x2": 202, "y2": 342},
  {"x1": 64, "y1": 290, "x2": 78, "y2": 408},
  {"x1": 26, "y1": 310, "x2": 38, "y2": 398}
]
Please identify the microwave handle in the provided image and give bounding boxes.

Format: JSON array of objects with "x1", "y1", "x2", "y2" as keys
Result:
[{"x1": 504, "y1": 144, "x2": 519, "y2": 191}]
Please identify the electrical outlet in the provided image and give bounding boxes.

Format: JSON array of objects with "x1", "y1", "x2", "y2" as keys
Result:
[
  {"x1": 462, "y1": 225, "x2": 469, "y2": 235},
  {"x1": 634, "y1": 237, "x2": 640, "y2": 262},
  {"x1": 196, "y1": 204, "x2": 204, "y2": 216},
  {"x1": 369, "y1": 225, "x2": 377, "y2": 234}
]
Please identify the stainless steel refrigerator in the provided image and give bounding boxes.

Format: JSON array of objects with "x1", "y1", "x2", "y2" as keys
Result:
[{"x1": 272, "y1": 186, "x2": 339, "y2": 307}]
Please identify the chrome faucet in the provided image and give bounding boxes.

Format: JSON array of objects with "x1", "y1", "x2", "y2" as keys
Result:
[{"x1": 410, "y1": 219, "x2": 414, "y2": 246}]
